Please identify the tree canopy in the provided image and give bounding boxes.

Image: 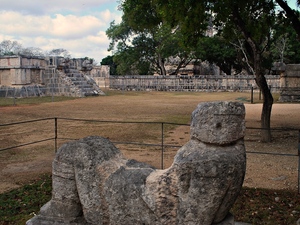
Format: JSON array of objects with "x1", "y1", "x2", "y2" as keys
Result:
[
  {"x1": 106, "y1": 0, "x2": 300, "y2": 77},
  {"x1": 106, "y1": 0, "x2": 300, "y2": 142}
]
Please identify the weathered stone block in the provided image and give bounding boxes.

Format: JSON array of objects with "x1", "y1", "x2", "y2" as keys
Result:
[
  {"x1": 27, "y1": 101, "x2": 246, "y2": 225},
  {"x1": 191, "y1": 101, "x2": 245, "y2": 145},
  {"x1": 285, "y1": 64, "x2": 300, "y2": 73}
]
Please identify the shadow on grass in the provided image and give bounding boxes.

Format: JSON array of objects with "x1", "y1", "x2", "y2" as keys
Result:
[{"x1": 0, "y1": 174, "x2": 299, "y2": 225}]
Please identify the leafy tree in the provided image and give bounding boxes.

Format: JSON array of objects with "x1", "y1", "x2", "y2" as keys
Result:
[
  {"x1": 154, "y1": 0, "x2": 280, "y2": 142},
  {"x1": 106, "y1": 21, "x2": 147, "y2": 74},
  {"x1": 275, "y1": 0, "x2": 300, "y2": 39},
  {"x1": 106, "y1": 0, "x2": 196, "y2": 75},
  {"x1": 195, "y1": 36, "x2": 243, "y2": 75},
  {"x1": 106, "y1": 21, "x2": 155, "y2": 75},
  {"x1": 271, "y1": 13, "x2": 300, "y2": 64},
  {"x1": 101, "y1": 55, "x2": 118, "y2": 75},
  {"x1": 109, "y1": 0, "x2": 299, "y2": 141}
]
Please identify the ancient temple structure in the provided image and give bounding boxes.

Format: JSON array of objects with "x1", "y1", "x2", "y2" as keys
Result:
[{"x1": 0, "y1": 55, "x2": 109, "y2": 97}]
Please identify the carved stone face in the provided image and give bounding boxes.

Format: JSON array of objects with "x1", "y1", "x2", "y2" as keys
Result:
[{"x1": 190, "y1": 101, "x2": 245, "y2": 145}]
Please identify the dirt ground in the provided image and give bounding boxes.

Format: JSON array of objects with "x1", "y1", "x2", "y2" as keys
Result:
[{"x1": 0, "y1": 91, "x2": 299, "y2": 194}]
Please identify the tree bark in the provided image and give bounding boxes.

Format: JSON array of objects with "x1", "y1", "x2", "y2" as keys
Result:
[
  {"x1": 252, "y1": 52, "x2": 273, "y2": 142},
  {"x1": 170, "y1": 58, "x2": 192, "y2": 75},
  {"x1": 157, "y1": 54, "x2": 167, "y2": 75},
  {"x1": 171, "y1": 59, "x2": 186, "y2": 75},
  {"x1": 232, "y1": 5, "x2": 273, "y2": 142},
  {"x1": 255, "y1": 73, "x2": 273, "y2": 142}
]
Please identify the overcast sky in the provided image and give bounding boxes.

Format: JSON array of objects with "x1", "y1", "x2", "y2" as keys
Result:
[
  {"x1": 0, "y1": 1, "x2": 298, "y2": 65},
  {"x1": 0, "y1": 0, "x2": 122, "y2": 64}
]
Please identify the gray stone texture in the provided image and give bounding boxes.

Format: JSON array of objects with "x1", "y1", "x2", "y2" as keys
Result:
[
  {"x1": 191, "y1": 101, "x2": 245, "y2": 145},
  {"x1": 280, "y1": 64, "x2": 300, "y2": 102},
  {"x1": 27, "y1": 101, "x2": 246, "y2": 225}
]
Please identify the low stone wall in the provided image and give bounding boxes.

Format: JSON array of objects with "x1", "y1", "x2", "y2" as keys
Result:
[
  {"x1": 109, "y1": 75, "x2": 280, "y2": 92},
  {"x1": 0, "y1": 85, "x2": 45, "y2": 98},
  {"x1": 93, "y1": 77, "x2": 109, "y2": 89}
]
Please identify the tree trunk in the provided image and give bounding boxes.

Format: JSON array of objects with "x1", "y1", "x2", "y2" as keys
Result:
[
  {"x1": 157, "y1": 54, "x2": 166, "y2": 75},
  {"x1": 255, "y1": 73, "x2": 273, "y2": 142},
  {"x1": 232, "y1": 7, "x2": 273, "y2": 142},
  {"x1": 253, "y1": 51, "x2": 273, "y2": 142},
  {"x1": 172, "y1": 59, "x2": 186, "y2": 75},
  {"x1": 170, "y1": 58, "x2": 191, "y2": 75}
]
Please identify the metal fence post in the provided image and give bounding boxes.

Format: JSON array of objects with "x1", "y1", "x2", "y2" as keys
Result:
[
  {"x1": 55, "y1": 117, "x2": 58, "y2": 152},
  {"x1": 13, "y1": 87, "x2": 16, "y2": 106},
  {"x1": 161, "y1": 122, "x2": 164, "y2": 170},
  {"x1": 250, "y1": 86, "x2": 254, "y2": 104}
]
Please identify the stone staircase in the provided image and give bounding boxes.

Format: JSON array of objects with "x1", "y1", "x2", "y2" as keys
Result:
[
  {"x1": 44, "y1": 67, "x2": 105, "y2": 97},
  {"x1": 64, "y1": 68, "x2": 104, "y2": 96}
]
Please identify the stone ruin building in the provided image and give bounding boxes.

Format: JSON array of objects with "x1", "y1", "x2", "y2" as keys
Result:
[
  {"x1": 1, "y1": 54, "x2": 299, "y2": 102},
  {"x1": 278, "y1": 64, "x2": 300, "y2": 102},
  {"x1": 164, "y1": 59, "x2": 221, "y2": 76},
  {"x1": 0, "y1": 55, "x2": 109, "y2": 98},
  {"x1": 27, "y1": 101, "x2": 246, "y2": 225},
  {"x1": 109, "y1": 63, "x2": 300, "y2": 102}
]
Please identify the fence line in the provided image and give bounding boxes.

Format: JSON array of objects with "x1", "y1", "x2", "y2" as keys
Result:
[{"x1": 0, "y1": 117, "x2": 299, "y2": 193}]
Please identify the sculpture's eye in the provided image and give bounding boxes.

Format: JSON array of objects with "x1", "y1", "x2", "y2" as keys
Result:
[{"x1": 216, "y1": 122, "x2": 222, "y2": 129}]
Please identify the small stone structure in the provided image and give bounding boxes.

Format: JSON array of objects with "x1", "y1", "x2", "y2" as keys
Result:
[
  {"x1": 27, "y1": 101, "x2": 246, "y2": 225},
  {"x1": 279, "y1": 64, "x2": 300, "y2": 102},
  {"x1": 90, "y1": 65, "x2": 110, "y2": 89},
  {"x1": 0, "y1": 55, "x2": 46, "y2": 86},
  {"x1": 0, "y1": 55, "x2": 109, "y2": 97}
]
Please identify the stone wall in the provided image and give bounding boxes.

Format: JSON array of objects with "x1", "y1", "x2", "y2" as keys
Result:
[
  {"x1": 0, "y1": 55, "x2": 46, "y2": 86},
  {"x1": 0, "y1": 55, "x2": 108, "y2": 97},
  {"x1": 21, "y1": 56, "x2": 47, "y2": 68},
  {"x1": 279, "y1": 64, "x2": 300, "y2": 102},
  {"x1": 90, "y1": 65, "x2": 110, "y2": 88},
  {"x1": 0, "y1": 69, "x2": 10, "y2": 86},
  {"x1": 109, "y1": 75, "x2": 280, "y2": 92},
  {"x1": 0, "y1": 56, "x2": 20, "y2": 67},
  {"x1": 1, "y1": 68, "x2": 44, "y2": 86},
  {"x1": 90, "y1": 65, "x2": 110, "y2": 78},
  {"x1": 3, "y1": 55, "x2": 300, "y2": 99}
]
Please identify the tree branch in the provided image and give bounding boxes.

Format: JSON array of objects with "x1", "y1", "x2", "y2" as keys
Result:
[
  {"x1": 275, "y1": 0, "x2": 300, "y2": 39},
  {"x1": 230, "y1": 39, "x2": 255, "y2": 75}
]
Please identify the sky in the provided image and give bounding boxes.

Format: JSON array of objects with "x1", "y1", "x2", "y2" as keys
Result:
[
  {"x1": 0, "y1": 0, "x2": 122, "y2": 64},
  {"x1": 0, "y1": 0, "x2": 298, "y2": 65}
]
